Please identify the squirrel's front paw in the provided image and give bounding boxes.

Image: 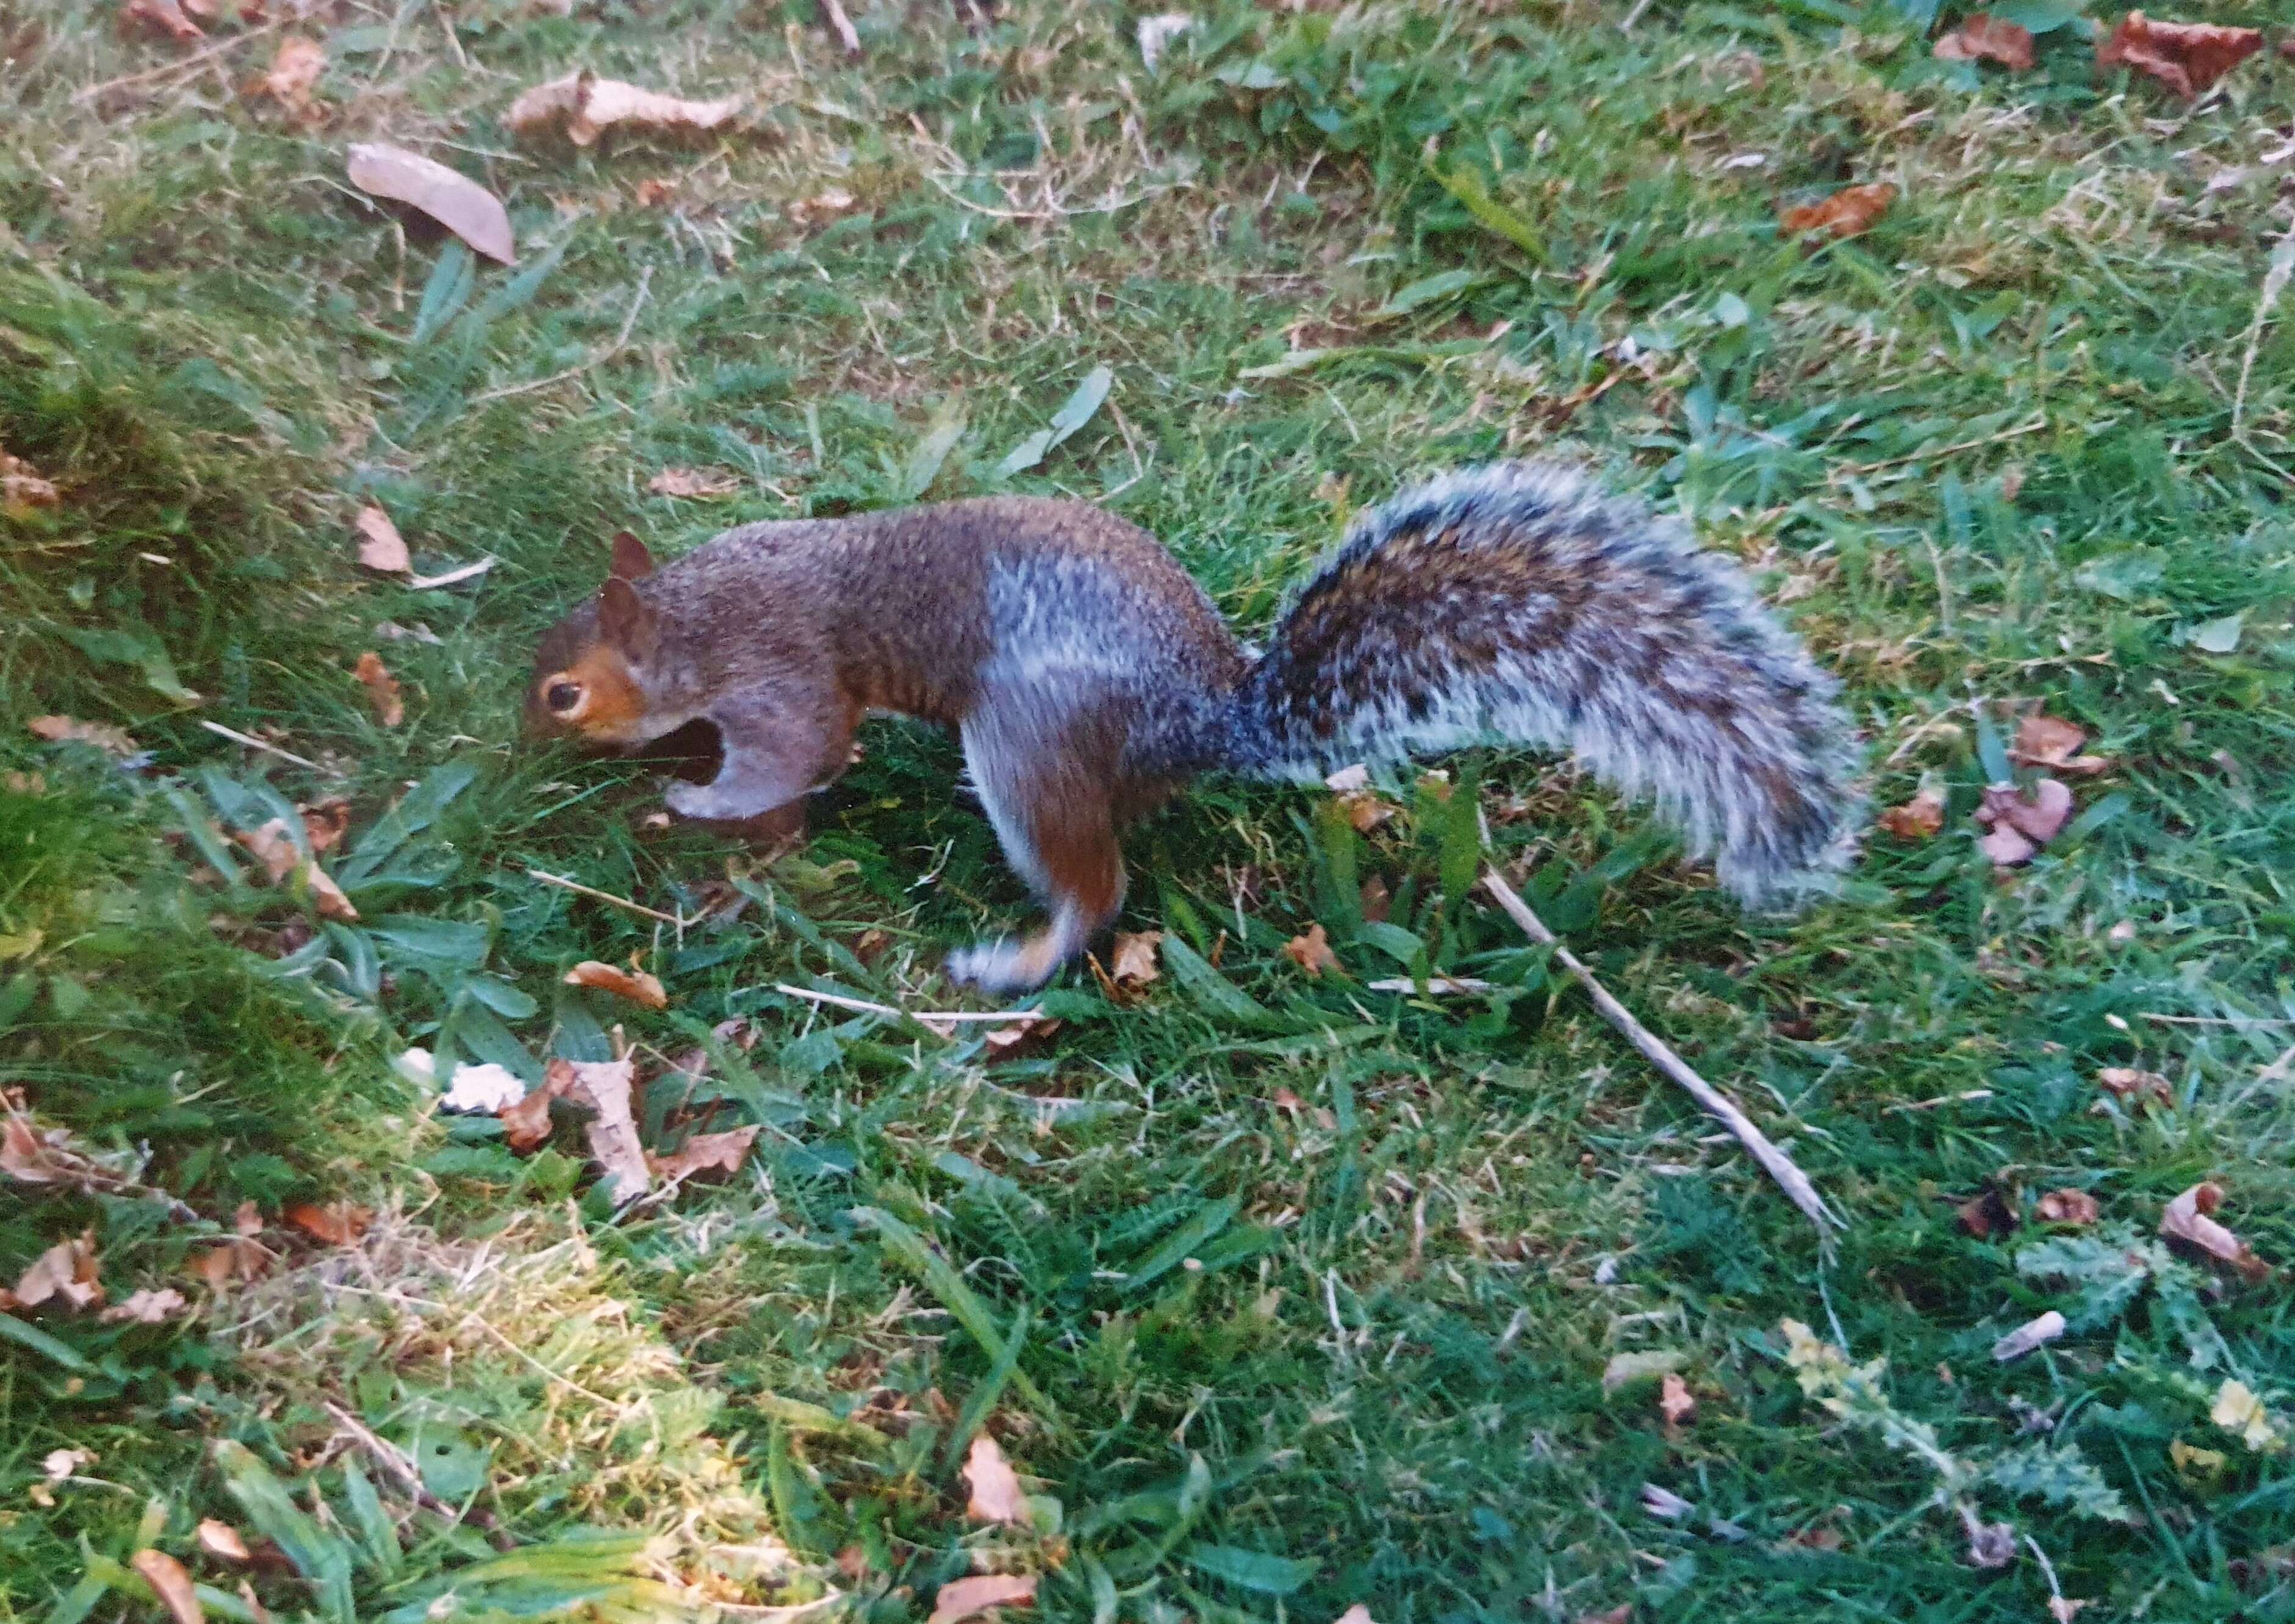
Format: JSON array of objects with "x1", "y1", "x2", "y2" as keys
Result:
[
  {"x1": 664, "y1": 780, "x2": 748, "y2": 822},
  {"x1": 945, "y1": 938, "x2": 1055, "y2": 996}
]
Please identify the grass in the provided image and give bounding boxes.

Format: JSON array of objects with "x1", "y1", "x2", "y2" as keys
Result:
[{"x1": 5, "y1": 0, "x2": 2295, "y2": 1619}]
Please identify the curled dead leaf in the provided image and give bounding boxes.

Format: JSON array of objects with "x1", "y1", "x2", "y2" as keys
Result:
[
  {"x1": 1933, "y1": 13, "x2": 2035, "y2": 70},
  {"x1": 1974, "y1": 778, "x2": 2072, "y2": 865},
  {"x1": 28, "y1": 716, "x2": 137, "y2": 758},
  {"x1": 196, "y1": 1520, "x2": 252, "y2": 1564},
  {"x1": 13, "y1": 1232, "x2": 102, "y2": 1311},
  {"x1": 787, "y1": 187, "x2": 859, "y2": 228},
  {"x1": 963, "y1": 1432, "x2": 1029, "y2": 1526},
  {"x1": 189, "y1": 1238, "x2": 268, "y2": 1291},
  {"x1": 2011, "y1": 713, "x2": 2111, "y2": 777},
  {"x1": 2097, "y1": 11, "x2": 2261, "y2": 98},
  {"x1": 1781, "y1": 182, "x2": 1897, "y2": 241},
  {"x1": 1956, "y1": 1187, "x2": 2017, "y2": 1239},
  {"x1": 2035, "y1": 1188, "x2": 2099, "y2": 1225},
  {"x1": 1991, "y1": 1309, "x2": 2066, "y2": 1362},
  {"x1": 347, "y1": 143, "x2": 516, "y2": 266},
  {"x1": 231, "y1": 819, "x2": 300, "y2": 885},
  {"x1": 1658, "y1": 1371, "x2": 1697, "y2": 1426},
  {"x1": 2, "y1": 446, "x2": 60, "y2": 515},
  {"x1": 1337, "y1": 790, "x2": 1397, "y2": 833},
  {"x1": 1877, "y1": 785, "x2": 1945, "y2": 841},
  {"x1": 131, "y1": 1549, "x2": 205, "y2": 1624},
  {"x1": 122, "y1": 0, "x2": 204, "y2": 41},
  {"x1": 354, "y1": 650, "x2": 404, "y2": 727},
  {"x1": 557, "y1": 1056, "x2": 650, "y2": 1202},
  {"x1": 1108, "y1": 930, "x2": 1162, "y2": 988},
  {"x1": 300, "y1": 798, "x2": 351, "y2": 855},
  {"x1": 648, "y1": 1124, "x2": 758, "y2": 1182},
  {"x1": 2097, "y1": 1066, "x2": 2172, "y2": 1111},
  {"x1": 505, "y1": 70, "x2": 742, "y2": 146},
  {"x1": 100, "y1": 1287, "x2": 189, "y2": 1324},
  {"x1": 928, "y1": 1574, "x2": 1036, "y2": 1624},
  {"x1": 634, "y1": 178, "x2": 677, "y2": 208},
  {"x1": 500, "y1": 1062, "x2": 575, "y2": 1153},
  {"x1": 258, "y1": 35, "x2": 325, "y2": 114},
  {"x1": 647, "y1": 467, "x2": 741, "y2": 498},
  {"x1": 2160, "y1": 1181, "x2": 2269, "y2": 1282},
  {"x1": 284, "y1": 1202, "x2": 370, "y2": 1246},
  {"x1": 564, "y1": 960, "x2": 668, "y2": 1009},
  {"x1": 354, "y1": 505, "x2": 409, "y2": 573},
  {"x1": 1285, "y1": 922, "x2": 1340, "y2": 977}
]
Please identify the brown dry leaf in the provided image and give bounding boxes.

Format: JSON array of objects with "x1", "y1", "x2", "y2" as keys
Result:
[
  {"x1": 1658, "y1": 1372, "x2": 1697, "y2": 1426},
  {"x1": 304, "y1": 863, "x2": 358, "y2": 922},
  {"x1": 1974, "y1": 778, "x2": 2072, "y2": 866},
  {"x1": 505, "y1": 70, "x2": 742, "y2": 146},
  {"x1": 1933, "y1": 13, "x2": 2035, "y2": 70},
  {"x1": 787, "y1": 187, "x2": 858, "y2": 228},
  {"x1": 284, "y1": 1202, "x2": 371, "y2": 1246},
  {"x1": 2011, "y1": 713, "x2": 2112, "y2": 777},
  {"x1": 1961, "y1": 1509, "x2": 2016, "y2": 1569},
  {"x1": 2, "y1": 446, "x2": 60, "y2": 516},
  {"x1": 2036, "y1": 1188, "x2": 2100, "y2": 1225},
  {"x1": 648, "y1": 1124, "x2": 758, "y2": 1182},
  {"x1": 1271, "y1": 1086, "x2": 1304, "y2": 1114},
  {"x1": 2048, "y1": 1600, "x2": 2091, "y2": 1624},
  {"x1": 1108, "y1": 930, "x2": 1162, "y2": 988},
  {"x1": 564, "y1": 959, "x2": 669, "y2": 1010},
  {"x1": 354, "y1": 505, "x2": 410, "y2": 573},
  {"x1": 1781, "y1": 1526, "x2": 1844, "y2": 1552},
  {"x1": 1337, "y1": 790, "x2": 1397, "y2": 833},
  {"x1": 99, "y1": 1287, "x2": 189, "y2": 1324},
  {"x1": 300, "y1": 798, "x2": 351, "y2": 854},
  {"x1": 927, "y1": 1574, "x2": 1037, "y2": 1624},
  {"x1": 196, "y1": 1520, "x2": 252, "y2": 1564},
  {"x1": 354, "y1": 650, "x2": 404, "y2": 727},
  {"x1": 2097, "y1": 11, "x2": 2262, "y2": 98},
  {"x1": 232, "y1": 819, "x2": 300, "y2": 885},
  {"x1": 1358, "y1": 874, "x2": 1392, "y2": 922},
  {"x1": 1780, "y1": 182, "x2": 1897, "y2": 241},
  {"x1": 983, "y1": 1018, "x2": 1059, "y2": 1061},
  {"x1": 1956, "y1": 1188, "x2": 2017, "y2": 1238},
  {"x1": 27, "y1": 716, "x2": 137, "y2": 758},
  {"x1": 647, "y1": 467, "x2": 741, "y2": 498},
  {"x1": 1284, "y1": 922, "x2": 1341, "y2": 977},
  {"x1": 634, "y1": 178, "x2": 677, "y2": 207},
  {"x1": 500, "y1": 1062, "x2": 576, "y2": 1153},
  {"x1": 2160, "y1": 1181, "x2": 2269, "y2": 1282},
  {"x1": 132, "y1": 1550, "x2": 204, "y2": 1624},
  {"x1": 347, "y1": 143, "x2": 517, "y2": 266},
  {"x1": 1877, "y1": 785, "x2": 1945, "y2": 841},
  {"x1": 122, "y1": 0, "x2": 204, "y2": 41},
  {"x1": 963, "y1": 1433, "x2": 1029, "y2": 1526},
  {"x1": 558, "y1": 1056, "x2": 650, "y2": 1202},
  {"x1": 259, "y1": 35, "x2": 325, "y2": 114},
  {"x1": 189, "y1": 1238, "x2": 267, "y2": 1290},
  {"x1": 1991, "y1": 1309, "x2": 2067, "y2": 1362},
  {"x1": 2097, "y1": 1066, "x2": 2172, "y2": 1110},
  {"x1": 14, "y1": 1232, "x2": 102, "y2": 1312}
]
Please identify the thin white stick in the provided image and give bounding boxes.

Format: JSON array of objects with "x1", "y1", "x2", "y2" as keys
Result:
[
  {"x1": 525, "y1": 868, "x2": 686, "y2": 927},
  {"x1": 772, "y1": 983, "x2": 1048, "y2": 1025},
  {"x1": 819, "y1": 0, "x2": 862, "y2": 56},
  {"x1": 198, "y1": 719, "x2": 322, "y2": 772},
  {"x1": 1479, "y1": 869, "x2": 1834, "y2": 1234}
]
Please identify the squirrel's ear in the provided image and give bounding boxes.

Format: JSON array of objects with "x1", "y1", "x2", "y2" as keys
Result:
[
  {"x1": 597, "y1": 577, "x2": 658, "y2": 657},
  {"x1": 608, "y1": 530, "x2": 655, "y2": 581}
]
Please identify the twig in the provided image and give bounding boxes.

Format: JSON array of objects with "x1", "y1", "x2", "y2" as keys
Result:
[
  {"x1": 321, "y1": 1401, "x2": 503, "y2": 1540},
  {"x1": 525, "y1": 868, "x2": 686, "y2": 927},
  {"x1": 819, "y1": 0, "x2": 862, "y2": 57},
  {"x1": 1884, "y1": 1090, "x2": 1994, "y2": 1114},
  {"x1": 472, "y1": 266, "x2": 650, "y2": 403},
  {"x1": 772, "y1": 983, "x2": 1049, "y2": 1025},
  {"x1": 1478, "y1": 868, "x2": 1835, "y2": 1234},
  {"x1": 73, "y1": 18, "x2": 286, "y2": 102},
  {"x1": 2232, "y1": 230, "x2": 2294, "y2": 443},
  {"x1": 199, "y1": 720, "x2": 322, "y2": 772},
  {"x1": 1834, "y1": 413, "x2": 2048, "y2": 478}
]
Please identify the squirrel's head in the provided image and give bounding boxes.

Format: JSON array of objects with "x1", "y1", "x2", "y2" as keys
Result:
[{"x1": 525, "y1": 531, "x2": 667, "y2": 747}]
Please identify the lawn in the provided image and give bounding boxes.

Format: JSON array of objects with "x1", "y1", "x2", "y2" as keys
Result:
[{"x1": 4, "y1": 1, "x2": 2294, "y2": 1621}]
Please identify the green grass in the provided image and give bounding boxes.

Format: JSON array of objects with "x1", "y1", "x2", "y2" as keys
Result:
[{"x1": 5, "y1": 0, "x2": 2295, "y2": 1620}]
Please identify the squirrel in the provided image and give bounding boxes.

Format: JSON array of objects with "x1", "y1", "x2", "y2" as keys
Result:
[{"x1": 526, "y1": 462, "x2": 1864, "y2": 993}]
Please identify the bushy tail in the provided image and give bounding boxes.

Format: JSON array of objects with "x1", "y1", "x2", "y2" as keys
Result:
[{"x1": 1227, "y1": 462, "x2": 1864, "y2": 908}]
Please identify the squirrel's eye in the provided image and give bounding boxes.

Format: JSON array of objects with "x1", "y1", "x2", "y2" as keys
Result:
[{"x1": 545, "y1": 681, "x2": 583, "y2": 714}]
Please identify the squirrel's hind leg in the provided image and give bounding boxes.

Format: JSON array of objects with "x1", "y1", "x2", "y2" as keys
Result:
[
  {"x1": 664, "y1": 684, "x2": 854, "y2": 823},
  {"x1": 947, "y1": 691, "x2": 1129, "y2": 994}
]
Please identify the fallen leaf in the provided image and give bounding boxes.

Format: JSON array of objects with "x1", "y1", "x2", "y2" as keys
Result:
[
  {"x1": 1992, "y1": 1309, "x2": 2067, "y2": 1361},
  {"x1": 354, "y1": 650, "x2": 404, "y2": 727},
  {"x1": 304, "y1": 863, "x2": 358, "y2": 922},
  {"x1": 1957, "y1": 1188, "x2": 2017, "y2": 1238},
  {"x1": 2, "y1": 446, "x2": 60, "y2": 515},
  {"x1": 100, "y1": 1287, "x2": 189, "y2": 1324},
  {"x1": 2011, "y1": 713, "x2": 2112, "y2": 777},
  {"x1": 647, "y1": 466, "x2": 741, "y2": 498},
  {"x1": 500, "y1": 1062, "x2": 575, "y2": 1153},
  {"x1": 2049, "y1": 1600, "x2": 2091, "y2": 1624},
  {"x1": 1358, "y1": 874, "x2": 1391, "y2": 922},
  {"x1": 284, "y1": 1202, "x2": 370, "y2": 1246},
  {"x1": 122, "y1": 0, "x2": 203, "y2": 41},
  {"x1": 927, "y1": 1574, "x2": 1036, "y2": 1624},
  {"x1": 963, "y1": 1433, "x2": 1029, "y2": 1526},
  {"x1": 505, "y1": 70, "x2": 742, "y2": 146},
  {"x1": 234, "y1": 1201, "x2": 261, "y2": 1237},
  {"x1": 2160, "y1": 1181, "x2": 2269, "y2": 1282},
  {"x1": 2097, "y1": 1066, "x2": 2172, "y2": 1110},
  {"x1": 1961, "y1": 1508, "x2": 2016, "y2": 1568},
  {"x1": 354, "y1": 505, "x2": 409, "y2": 573},
  {"x1": 1933, "y1": 13, "x2": 2035, "y2": 70},
  {"x1": 1975, "y1": 778, "x2": 2072, "y2": 864},
  {"x1": 648, "y1": 1124, "x2": 758, "y2": 1182},
  {"x1": 2097, "y1": 11, "x2": 2261, "y2": 98},
  {"x1": 2210, "y1": 1378, "x2": 2285, "y2": 1453},
  {"x1": 347, "y1": 143, "x2": 516, "y2": 266},
  {"x1": 14, "y1": 1232, "x2": 102, "y2": 1311},
  {"x1": 634, "y1": 178, "x2": 677, "y2": 207},
  {"x1": 132, "y1": 1550, "x2": 204, "y2": 1624},
  {"x1": 2169, "y1": 1437, "x2": 2229, "y2": 1479},
  {"x1": 564, "y1": 960, "x2": 668, "y2": 1010},
  {"x1": 196, "y1": 1520, "x2": 252, "y2": 1564},
  {"x1": 258, "y1": 35, "x2": 325, "y2": 114},
  {"x1": 1640, "y1": 1482, "x2": 1692, "y2": 1520},
  {"x1": 1271, "y1": 1087, "x2": 1303, "y2": 1114},
  {"x1": 787, "y1": 187, "x2": 858, "y2": 228},
  {"x1": 1337, "y1": 790, "x2": 1398, "y2": 833},
  {"x1": 1108, "y1": 930, "x2": 1162, "y2": 988},
  {"x1": 1781, "y1": 182, "x2": 1897, "y2": 240},
  {"x1": 1877, "y1": 785, "x2": 1946, "y2": 841},
  {"x1": 232, "y1": 819, "x2": 300, "y2": 885},
  {"x1": 1285, "y1": 922, "x2": 1340, "y2": 977},
  {"x1": 300, "y1": 798, "x2": 351, "y2": 854},
  {"x1": 2035, "y1": 1188, "x2": 2099, "y2": 1225},
  {"x1": 43, "y1": 1448, "x2": 90, "y2": 1481},
  {"x1": 189, "y1": 1238, "x2": 268, "y2": 1290},
  {"x1": 558, "y1": 1057, "x2": 650, "y2": 1202},
  {"x1": 1781, "y1": 1525, "x2": 1844, "y2": 1552},
  {"x1": 27, "y1": 716, "x2": 137, "y2": 758},
  {"x1": 1603, "y1": 1349, "x2": 1687, "y2": 1394},
  {"x1": 441, "y1": 1062, "x2": 527, "y2": 1114},
  {"x1": 1658, "y1": 1372, "x2": 1697, "y2": 1426}
]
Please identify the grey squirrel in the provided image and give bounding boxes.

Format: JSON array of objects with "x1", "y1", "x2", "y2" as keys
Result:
[{"x1": 526, "y1": 462, "x2": 1864, "y2": 991}]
